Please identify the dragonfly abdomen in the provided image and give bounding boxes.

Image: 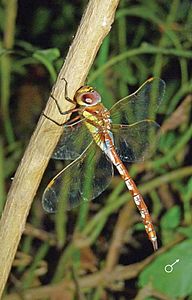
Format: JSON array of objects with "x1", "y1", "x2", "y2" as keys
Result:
[
  {"x1": 103, "y1": 133, "x2": 158, "y2": 250},
  {"x1": 125, "y1": 177, "x2": 158, "y2": 250}
]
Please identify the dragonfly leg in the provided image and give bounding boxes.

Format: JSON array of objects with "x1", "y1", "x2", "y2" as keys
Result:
[
  {"x1": 65, "y1": 115, "x2": 81, "y2": 126},
  {"x1": 43, "y1": 92, "x2": 80, "y2": 126},
  {"x1": 48, "y1": 77, "x2": 77, "y2": 116},
  {"x1": 43, "y1": 80, "x2": 81, "y2": 126},
  {"x1": 42, "y1": 113, "x2": 66, "y2": 126},
  {"x1": 42, "y1": 109, "x2": 80, "y2": 126},
  {"x1": 43, "y1": 112, "x2": 81, "y2": 127},
  {"x1": 61, "y1": 77, "x2": 76, "y2": 104},
  {"x1": 50, "y1": 93, "x2": 78, "y2": 115}
]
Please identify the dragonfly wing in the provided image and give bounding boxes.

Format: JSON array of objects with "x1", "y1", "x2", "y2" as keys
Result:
[
  {"x1": 52, "y1": 119, "x2": 93, "y2": 160},
  {"x1": 42, "y1": 157, "x2": 83, "y2": 213},
  {"x1": 42, "y1": 141, "x2": 113, "y2": 213},
  {"x1": 79, "y1": 140, "x2": 114, "y2": 201},
  {"x1": 110, "y1": 78, "x2": 165, "y2": 125},
  {"x1": 112, "y1": 120, "x2": 161, "y2": 162}
]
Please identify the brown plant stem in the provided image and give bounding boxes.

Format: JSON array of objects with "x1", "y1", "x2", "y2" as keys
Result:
[
  {"x1": 3, "y1": 235, "x2": 184, "y2": 300},
  {"x1": 1, "y1": 0, "x2": 18, "y2": 143},
  {"x1": 0, "y1": 0, "x2": 120, "y2": 296},
  {"x1": 105, "y1": 200, "x2": 136, "y2": 271}
]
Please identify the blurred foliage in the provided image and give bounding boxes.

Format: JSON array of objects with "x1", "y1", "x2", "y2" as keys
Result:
[{"x1": 0, "y1": 0, "x2": 192, "y2": 299}]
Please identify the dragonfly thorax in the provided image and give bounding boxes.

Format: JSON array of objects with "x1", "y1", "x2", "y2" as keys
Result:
[{"x1": 83, "y1": 103, "x2": 112, "y2": 132}]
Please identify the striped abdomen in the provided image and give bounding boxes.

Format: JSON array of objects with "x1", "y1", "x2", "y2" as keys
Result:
[{"x1": 102, "y1": 132, "x2": 158, "y2": 250}]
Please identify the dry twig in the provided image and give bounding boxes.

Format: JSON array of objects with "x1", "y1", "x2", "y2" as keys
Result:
[
  {"x1": 2, "y1": 236, "x2": 185, "y2": 299},
  {"x1": 105, "y1": 200, "x2": 136, "y2": 271},
  {"x1": 0, "y1": 0, "x2": 120, "y2": 296}
]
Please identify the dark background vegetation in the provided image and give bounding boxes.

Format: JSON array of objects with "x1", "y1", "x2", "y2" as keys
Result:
[{"x1": 0, "y1": 0, "x2": 192, "y2": 299}]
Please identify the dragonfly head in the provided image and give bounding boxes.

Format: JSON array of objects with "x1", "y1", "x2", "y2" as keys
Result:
[{"x1": 74, "y1": 86, "x2": 101, "y2": 106}]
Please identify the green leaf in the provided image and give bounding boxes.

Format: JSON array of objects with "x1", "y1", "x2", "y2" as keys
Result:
[
  {"x1": 0, "y1": 48, "x2": 11, "y2": 56},
  {"x1": 33, "y1": 48, "x2": 60, "y2": 82},
  {"x1": 178, "y1": 226, "x2": 192, "y2": 238},
  {"x1": 187, "y1": 177, "x2": 192, "y2": 194},
  {"x1": 31, "y1": 7, "x2": 51, "y2": 36},
  {"x1": 33, "y1": 48, "x2": 60, "y2": 63},
  {"x1": 160, "y1": 206, "x2": 181, "y2": 230},
  {"x1": 139, "y1": 239, "x2": 192, "y2": 298}
]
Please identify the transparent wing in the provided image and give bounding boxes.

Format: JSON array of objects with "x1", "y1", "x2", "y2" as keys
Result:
[
  {"x1": 52, "y1": 119, "x2": 93, "y2": 160},
  {"x1": 111, "y1": 120, "x2": 161, "y2": 162},
  {"x1": 110, "y1": 78, "x2": 165, "y2": 125},
  {"x1": 42, "y1": 141, "x2": 113, "y2": 213}
]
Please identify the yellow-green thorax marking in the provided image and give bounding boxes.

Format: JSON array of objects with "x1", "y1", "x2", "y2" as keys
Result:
[{"x1": 74, "y1": 85, "x2": 112, "y2": 145}]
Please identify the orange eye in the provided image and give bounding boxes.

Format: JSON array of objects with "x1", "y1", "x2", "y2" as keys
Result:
[
  {"x1": 82, "y1": 93, "x2": 94, "y2": 104},
  {"x1": 84, "y1": 98, "x2": 93, "y2": 104},
  {"x1": 75, "y1": 86, "x2": 101, "y2": 106},
  {"x1": 81, "y1": 91, "x2": 101, "y2": 106}
]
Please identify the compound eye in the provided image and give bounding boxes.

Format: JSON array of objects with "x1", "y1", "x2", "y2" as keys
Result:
[
  {"x1": 82, "y1": 93, "x2": 94, "y2": 104},
  {"x1": 75, "y1": 86, "x2": 101, "y2": 106},
  {"x1": 82, "y1": 91, "x2": 101, "y2": 106}
]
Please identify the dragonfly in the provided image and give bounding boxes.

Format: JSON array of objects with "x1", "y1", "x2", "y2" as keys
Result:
[{"x1": 42, "y1": 77, "x2": 165, "y2": 251}]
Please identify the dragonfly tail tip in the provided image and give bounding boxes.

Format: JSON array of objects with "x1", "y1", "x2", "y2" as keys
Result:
[{"x1": 152, "y1": 239, "x2": 158, "y2": 251}]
